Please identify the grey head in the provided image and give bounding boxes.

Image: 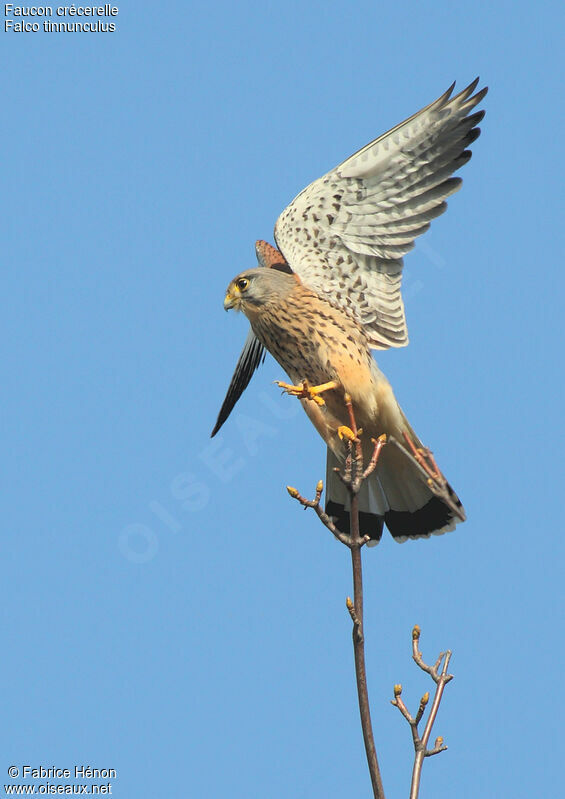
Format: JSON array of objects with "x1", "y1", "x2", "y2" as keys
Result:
[{"x1": 223, "y1": 267, "x2": 296, "y2": 314}]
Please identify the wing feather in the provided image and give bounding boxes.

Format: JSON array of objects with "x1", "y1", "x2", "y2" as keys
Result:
[
  {"x1": 274, "y1": 79, "x2": 487, "y2": 348},
  {"x1": 211, "y1": 328, "x2": 266, "y2": 437}
]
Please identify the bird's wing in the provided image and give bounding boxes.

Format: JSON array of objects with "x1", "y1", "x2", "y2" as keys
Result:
[
  {"x1": 211, "y1": 327, "x2": 266, "y2": 436},
  {"x1": 274, "y1": 79, "x2": 487, "y2": 349},
  {"x1": 211, "y1": 241, "x2": 289, "y2": 436}
]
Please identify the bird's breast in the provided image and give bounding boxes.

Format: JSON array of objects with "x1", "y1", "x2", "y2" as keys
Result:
[{"x1": 248, "y1": 289, "x2": 379, "y2": 417}]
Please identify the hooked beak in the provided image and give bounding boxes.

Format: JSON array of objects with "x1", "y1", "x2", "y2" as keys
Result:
[{"x1": 224, "y1": 291, "x2": 236, "y2": 311}]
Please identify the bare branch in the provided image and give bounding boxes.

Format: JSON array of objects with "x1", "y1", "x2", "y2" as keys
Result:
[
  {"x1": 284, "y1": 389, "x2": 458, "y2": 799},
  {"x1": 392, "y1": 626, "x2": 454, "y2": 799},
  {"x1": 424, "y1": 737, "x2": 448, "y2": 758},
  {"x1": 363, "y1": 435, "x2": 388, "y2": 480},
  {"x1": 284, "y1": 391, "x2": 386, "y2": 799},
  {"x1": 414, "y1": 692, "x2": 429, "y2": 726},
  {"x1": 349, "y1": 489, "x2": 385, "y2": 799},
  {"x1": 286, "y1": 482, "x2": 353, "y2": 547}
]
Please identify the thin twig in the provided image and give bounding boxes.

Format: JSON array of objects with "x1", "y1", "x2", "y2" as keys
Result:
[
  {"x1": 349, "y1": 491, "x2": 386, "y2": 799},
  {"x1": 363, "y1": 435, "x2": 387, "y2": 481},
  {"x1": 286, "y1": 482, "x2": 357, "y2": 547},
  {"x1": 286, "y1": 393, "x2": 386, "y2": 799},
  {"x1": 388, "y1": 436, "x2": 466, "y2": 523},
  {"x1": 345, "y1": 392, "x2": 364, "y2": 492},
  {"x1": 391, "y1": 626, "x2": 452, "y2": 799}
]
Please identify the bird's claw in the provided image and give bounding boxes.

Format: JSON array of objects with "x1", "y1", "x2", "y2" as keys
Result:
[
  {"x1": 338, "y1": 425, "x2": 358, "y2": 442},
  {"x1": 275, "y1": 379, "x2": 339, "y2": 406}
]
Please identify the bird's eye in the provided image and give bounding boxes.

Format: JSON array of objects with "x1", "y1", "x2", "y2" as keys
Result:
[{"x1": 236, "y1": 278, "x2": 249, "y2": 291}]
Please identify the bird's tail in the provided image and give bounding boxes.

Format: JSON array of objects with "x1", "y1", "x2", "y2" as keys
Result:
[{"x1": 324, "y1": 432, "x2": 464, "y2": 544}]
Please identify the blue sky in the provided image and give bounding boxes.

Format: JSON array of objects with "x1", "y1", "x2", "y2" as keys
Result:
[{"x1": 2, "y1": 1, "x2": 563, "y2": 797}]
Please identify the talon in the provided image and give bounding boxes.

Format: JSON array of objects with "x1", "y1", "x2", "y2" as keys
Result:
[
  {"x1": 338, "y1": 425, "x2": 357, "y2": 442},
  {"x1": 275, "y1": 380, "x2": 297, "y2": 393},
  {"x1": 274, "y1": 378, "x2": 339, "y2": 406}
]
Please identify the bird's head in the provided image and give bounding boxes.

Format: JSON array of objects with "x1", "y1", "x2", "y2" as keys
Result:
[{"x1": 223, "y1": 268, "x2": 295, "y2": 316}]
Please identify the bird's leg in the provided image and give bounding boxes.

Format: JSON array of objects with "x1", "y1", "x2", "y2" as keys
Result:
[
  {"x1": 275, "y1": 379, "x2": 340, "y2": 407},
  {"x1": 328, "y1": 393, "x2": 362, "y2": 459}
]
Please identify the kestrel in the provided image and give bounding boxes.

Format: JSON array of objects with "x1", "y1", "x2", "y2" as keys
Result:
[{"x1": 212, "y1": 79, "x2": 487, "y2": 543}]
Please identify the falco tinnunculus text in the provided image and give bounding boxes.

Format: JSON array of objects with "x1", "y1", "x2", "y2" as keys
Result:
[{"x1": 212, "y1": 79, "x2": 487, "y2": 543}]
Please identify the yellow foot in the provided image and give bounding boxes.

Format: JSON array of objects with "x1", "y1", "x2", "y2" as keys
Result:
[
  {"x1": 275, "y1": 379, "x2": 339, "y2": 407},
  {"x1": 338, "y1": 425, "x2": 358, "y2": 442}
]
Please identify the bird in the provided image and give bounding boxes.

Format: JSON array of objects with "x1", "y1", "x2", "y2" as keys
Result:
[{"x1": 212, "y1": 78, "x2": 487, "y2": 544}]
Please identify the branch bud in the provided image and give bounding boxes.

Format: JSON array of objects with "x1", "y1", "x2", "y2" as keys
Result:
[
  {"x1": 346, "y1": 597, "x2": 353, "y2": 610},
  {"x1": 394, "y1": 684, "x2": 402, "y2": 697},
  {"x1": 316, "y1": 479, "x2": 323, "y2": 493},
  {"x1": 286, "y1": 486, "x2": 299, "y2": 498},
  {"x1": 421, "y1": 692, "x2": 429, "y2": 706},
  {"x1": 434, "y1": 736, "x2": 444, "y2": 748},
  {"x1": 412, "y1": 624, "x2": 421, "y2": 641}
]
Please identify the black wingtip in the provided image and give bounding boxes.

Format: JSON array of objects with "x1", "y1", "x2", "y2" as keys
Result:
[
  {"x1": 211, "y1": 407, "x2": 227, "y2": 437},
  {"x1": 210, "y1": 332, "x2": 267, "y2": 438}
]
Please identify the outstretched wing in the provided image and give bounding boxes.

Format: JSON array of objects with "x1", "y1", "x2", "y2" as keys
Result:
[
  {"x1": 211, "y1": 241, "x2": 289, "y2": 437},
  {"x1": 274, "y1": 79, "x2": 487, "y2": 349}
]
